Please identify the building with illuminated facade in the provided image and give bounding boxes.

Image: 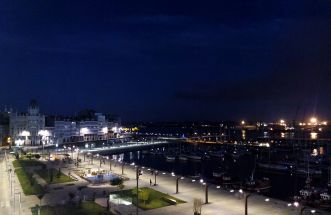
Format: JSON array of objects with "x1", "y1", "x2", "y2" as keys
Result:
[
  {"x1": 8, "y1": 100, "x2": 121, "y2": 146},
  {"x1": 54, "y1": 112, "x2": 120, "y2": 144},
  {"x1": 9, "y1": 100, "x2": 46, "y2": 146}
]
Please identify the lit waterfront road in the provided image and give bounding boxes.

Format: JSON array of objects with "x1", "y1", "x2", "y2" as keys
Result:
[
  {"x1": 0, "y1": 150, "x2": 11, "y2": 215},
  {"x1": 80, "y1": 141, "x2": 171, "y2": 153},
  {"x1": 103, "y1": 160, "x2": 331, "y2": 215}
]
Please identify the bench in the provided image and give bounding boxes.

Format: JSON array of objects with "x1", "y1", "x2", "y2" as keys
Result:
[{"x1": 162, "y1": 197, "x2": 177, "y2": 205}]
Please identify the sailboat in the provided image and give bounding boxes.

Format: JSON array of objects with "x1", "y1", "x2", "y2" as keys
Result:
[
  {"x1": 319, "y1": 167, "x2": 331, "y2": 208},
  {"x1": 244, "y1": 155, "x2": 271, "y2": 193},
  {"x1": 294, "y1": 152, "x2": 322, "y2": 207}
]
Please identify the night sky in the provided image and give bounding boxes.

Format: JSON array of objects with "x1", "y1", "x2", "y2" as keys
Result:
[{"x1": 1, "y1": 0, "x2": 331, "y2": 122}]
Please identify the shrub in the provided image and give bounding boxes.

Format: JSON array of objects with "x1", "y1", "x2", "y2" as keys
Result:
[{"x1": 111, "y1": 177, "x2": 123, "y2": 186}]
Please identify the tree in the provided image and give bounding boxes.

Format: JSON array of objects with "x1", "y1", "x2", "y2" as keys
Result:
[
  {"x1": 57, "y1": 168, "x2": 61, "y2": 178},
  {"x1": 49, "y1": 169, "x2": 53, "y2": 182},
  {"x1": 37, "y1": 193, "x2": 44, "y2": 206},
  {"x1": 139, "y1": 190, "x2": 150, "y2": 206},
  {"x1": 68, "y1": 192, "x2": 76, "y2": 203}
]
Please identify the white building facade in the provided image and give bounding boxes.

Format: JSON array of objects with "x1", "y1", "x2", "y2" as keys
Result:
[
  {"x1": 54, "y1": 113, "x2": 120, "y2": 144},
  {"x1": 9, "y1": 101, "x2": 120, "y2": 146},
  {"x1": 10, "y1": 100, "x2": 46, "y2": 146}
]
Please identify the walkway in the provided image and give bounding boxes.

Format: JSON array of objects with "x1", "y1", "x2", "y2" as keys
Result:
[{"x1": 94, "y1": 157, "x2": 331, "y2": 215}]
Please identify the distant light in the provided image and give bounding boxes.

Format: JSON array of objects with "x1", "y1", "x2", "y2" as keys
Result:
[
  {"x1": 241, "y1": 120, "x2": 245, "y2": 125},
  {"x1": 265, "y1": 198, "x2": 270, "y2": 202},
  {"x1": 162, "y1": 172, "x2": 166, "y2": 175},
  {"x1": 293, "y1": 202, "x2": 299, "y2": 207},
  {"x1": 310, "y1": 117, "x2": 318, "y2": 124},
  {"x1": 311, "y1": 210, "x2": 316, "y2": 214},
  {"x1": 287, "y1": 203, "x2": 292, "y2": 207},
  {"x1": 239, "y1": 189, "x2": 243, "y2": 194},
  {"x1": 216, "y1": 186, "x2": 221, "y2": 189},
  {"x1": 230, "y1": 189, "x2": 235, "y2": 193},
  {"x1": 192, "y1": 179, "x2": 196, "y2": 182},
  {"x1": 80, "y1": 127, "x2": 89, "y2": 135},
  {"x1": 310, "y1": 132, "x2": 318, "y2": 140},
  {"x1": 200, "y1": 179, "x2": 204, "y2": 183},
  {"x1": 102, "y1": 127, "x2": 108, "y2": 134},
  {"x1": 21, "y1": 130, "x2": 31, "y2": 137}
]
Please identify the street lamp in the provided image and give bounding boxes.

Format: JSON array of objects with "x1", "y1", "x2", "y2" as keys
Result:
[
  {"x1": 176, "y1": 176, "x2": 180, "y2": 194},
  {"x1": 107, "y1": 157, "x2": 111, "y2": 171},
  {"x1": 136, "y1": 167, "x2": 142, "y2": 215},
  {"x1": 198, "y1": 179, "x2": 209, "y2": 204},
  {"x1": 153, "y1": 171, "x2": 158, "y2": 186},
  {"x1": 244, "y1": 192, "x2": 252, "y2": 215}
]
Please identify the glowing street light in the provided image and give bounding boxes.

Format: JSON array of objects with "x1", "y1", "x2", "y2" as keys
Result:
[
  {"x1": 280, "y1": 119, "x2": 285, "y2": 124},
  {"x1": 293, "y1": 202, "x2": 299, "y2": 207},
  {"x1": 310, "y1": 117, "x2": 318, "y2": 124},
  {"x1": 80, "y1": 127, "x2": 89, "y2": 135},
  {"x1": 102, "y1": 127, "x2": 108, "y2": 134},
  {"x1": 310, "y1": 132, "x2": 318, "y2": 140},
  {"x1": 241, "y1": 120, "x2": 245, "y2": 125}
]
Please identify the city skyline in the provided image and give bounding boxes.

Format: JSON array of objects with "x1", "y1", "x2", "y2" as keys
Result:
[{"x1": 1, "y1": 0, "x2": 331, "y2": 121}]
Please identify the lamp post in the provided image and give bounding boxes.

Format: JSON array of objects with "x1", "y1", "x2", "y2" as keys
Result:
[
  {"x1": 244, "y1": 192, "x2": 252, "y2": 215},
  {"x1": 99, "y1": 156, "x2": 102, "y2": 168},
  {"x1": 205, "y1": 183, "x2": 209, "y2": 204},
  {"x1": 154, "y1": 171, "x2": 158, "y2": 186},
  {"x1": 75, "y1": 149, "x2": 79, "y2": 167},
  {"x1": 176, "y1": 176, "x2": 181, "y2": 194},
  {"x1": 108, "y1": 157, "x2": 111, "y2": 171},
  {"x1": 136, "y1": 167, "x2": 142, "y2": 215},
  {"x1": 199, "y1": 179, "x2": 209, "y2": 204}
]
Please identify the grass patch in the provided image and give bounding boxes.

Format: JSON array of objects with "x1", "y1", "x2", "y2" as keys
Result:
[
  {"x1": 12, "y1": 159, "x2": 45, "y2": 196},
  {"x1": 35, "y1": 168, "x2": 74, "y2": 184},
  {"x1": 12, "y1": 159, "x2": 45, "y2": 169},
  {"x1": 14, "y1": 168, "x2": 44, "y2": 195},
  {"x1": 31, "y1": 201, "x2": 113, "y2": 215},
  {"x1": 111, "y1": 187, "x2": 185, "y2": 210}
]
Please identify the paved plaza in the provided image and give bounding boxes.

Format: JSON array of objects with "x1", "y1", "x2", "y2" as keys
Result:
[{"x1": 2, "y1": 148, "x2": 331, "y2": 215}]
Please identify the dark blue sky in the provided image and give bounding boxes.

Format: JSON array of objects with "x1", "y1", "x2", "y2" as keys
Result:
[{"x1": 1, "y1": 0, "x2": 331, "y2": 122}]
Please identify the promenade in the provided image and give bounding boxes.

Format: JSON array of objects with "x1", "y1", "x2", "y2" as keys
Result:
[
  {"x1": 4, "y1": 149, "x2": 331, "y2": 215},
  {"x1": 83, "y1": 155, "x2": 331, "y2": 215},
  {"x1": 0, "y1": 149, "x2": 39, "y2": 215}
]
